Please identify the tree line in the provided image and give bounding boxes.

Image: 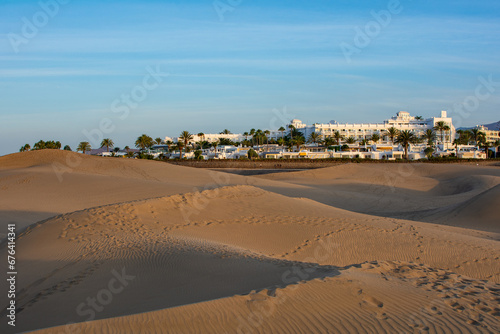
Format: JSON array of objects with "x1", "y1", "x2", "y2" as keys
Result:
[{"x1": 19, "y1": 123, "x2": 499, "y2": 160}]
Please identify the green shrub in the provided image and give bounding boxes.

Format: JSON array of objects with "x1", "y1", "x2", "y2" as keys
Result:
[{"x1": 248, "y1": 149, "x2": 259, "y2": 159}]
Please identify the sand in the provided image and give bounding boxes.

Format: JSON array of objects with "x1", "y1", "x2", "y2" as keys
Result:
[{"x1": 0, "y1": 150, "x2": 498, "y2": 333}]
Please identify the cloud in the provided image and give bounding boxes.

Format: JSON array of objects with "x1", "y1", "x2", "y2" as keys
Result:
[{"x1": 0, "y1": 68, "x2": 128, "y2": 77}]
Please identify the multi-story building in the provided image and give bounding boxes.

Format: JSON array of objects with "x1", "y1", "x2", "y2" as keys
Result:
[
  {"x1": 476, "y1": 126, "x2": 500, "y2": 144},
  {"x1": 166, "y1": 111, "x2": 457, "y2": 150},
  {"x1": 273, "y1": 111, "x2": 455, "y2": 146}
]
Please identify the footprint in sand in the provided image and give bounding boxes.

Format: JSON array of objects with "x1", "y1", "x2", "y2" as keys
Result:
[{"x1": 363, "y1": 295, "x2": 384, "y2": 308}]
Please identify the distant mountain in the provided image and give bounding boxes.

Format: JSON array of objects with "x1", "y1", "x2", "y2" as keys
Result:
[
  {"x1": 482, "y1": 121, "x2": 500, "y2": 131},
  {"x1": 458, "y1": 121, "x2": 500, "y2": 131}
]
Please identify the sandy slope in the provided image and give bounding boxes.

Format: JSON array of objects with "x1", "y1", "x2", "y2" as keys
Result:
[
  {"x1": 256, "y1": 163, "x2": 500, "y2": 235},
  {"x1": 33, "y1": 263, "x2": 500, "y2": 334},
  {"x1": 0, "y1": 150, "x2": 247, "y2": 234},
  {"x1": 0, "y1": 151, "x2": 499, "y2": 333}
]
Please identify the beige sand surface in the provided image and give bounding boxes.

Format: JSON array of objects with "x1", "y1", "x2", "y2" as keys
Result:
[{"x1": 0, "y1": 150, "x2": 498, "y2": 333}]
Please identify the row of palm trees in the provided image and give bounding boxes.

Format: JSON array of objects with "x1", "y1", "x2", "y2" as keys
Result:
[
  {"x1": 16, "y1": 130, "x2": 426, "y2": 161},
  {"x1": 61, "y1": 125, "x2": 447, "y2": 160},
  {"x1": 158, "y1": 126, "x2": 497, "y2": 160},
  {"x1": 235, "y1": 125, "x2": 402, "y2": 153},
  {"x1": 19, "y1": 126, "x2": 415, "y2": 157},
  {"x1": 133, "y1": 132, "x2": 195, "y2": 159},
  {"x1": 454, "y1": 129, "x2": 499, "y2": 158},
  {"x1": 242, "y1": 129, "x2": 272, "y2": 147},
  {"x1": 455, "y1": 128, "x2": 487, "y2": 146},
  {"x1": 282, "y1": 123, "x2": 451, "y2": 149},
  {"x1": 302, "y1": 128, "x2": 418, "y2": 159},
  {"x1": 293, "y1": 123, "x2": 477, "y2": 160},
  {"x1": 74, "y1": 136, "x2": 165, "y2": 155},
  {"x1": 277, "y1": 126, "x2": 396, "y2": 148},
  {"x1": 76, "y1": 139, "x2": 117, "y2": 155}
]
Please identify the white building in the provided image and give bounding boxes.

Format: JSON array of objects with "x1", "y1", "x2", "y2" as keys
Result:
[
  {"x1": 164, "y1": 136, "x2": 175, "y2": 143},
  {"x1": 475, "y1": 126, "x2": 500, "y2": 144},
  {"x1": 272, "y1": 111, "x2": 455, "y2": 147}
]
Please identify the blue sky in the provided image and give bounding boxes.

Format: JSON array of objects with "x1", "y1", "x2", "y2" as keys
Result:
[{"x1": 1, "y1": 0, "x2": 499, "y2": 155}]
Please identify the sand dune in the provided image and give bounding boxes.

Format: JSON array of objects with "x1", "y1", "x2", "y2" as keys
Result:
[
  {"x1": 256, "y1": 163, "x2": 500, "y2": 234},
  {"x1": 0, "y1": 150, "x2": 244, "y2": 233},
  {"x1": 0, "y1": 151, "x2": 499, "y2": 333},
  {"x1": 34, "y1": 261, "x2": 500, "y2": 334},
  {"x1": 425, "y1": 184, "x2": 500, "y2": 232}
]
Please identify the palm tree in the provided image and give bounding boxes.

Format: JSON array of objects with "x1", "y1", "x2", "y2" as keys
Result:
[
  {"x1": 77, "y1": 141, "x2": 91, "y2": 154},
  {"x1": 459, "y1": 131, "x2": 467, "y2": 145},
  {"x1": 19, "y1": 144, "x2": 31, "y2": 152},
  {"x1": 293, "y1": 137, "x2": 305, "y2": 152},
  {"x1": 278, "y1": 126, "x2": 286, "y2": 141},
  {"x1": 100, "y1": 138, "x2": 114, "y2": 152},
  {"x1": 415, "y1": 116, "x2": 424, "y2": 120},
  {"x1": 220, "y1": 129, "x2": 231, "y2": 135},
  {"x1": 470, "y1": 128, "x2": 486, "y2": 146},
  {"x1": 264, "y1": 130, "x2": 271, "y2": 151},
  {"x1": 154, "y1": 137, "x2": 163, "y2": 145},
  {"x1": 456, "y1": 129, "x2": 470, "y2": 145},
  {"x1": 324, "y1": 137, "x2": 335, "y2": 147},
  {"x1": 288, "y1": 124, "x2": 295, "y2": 140},
  {"x1": 135, "y1": 134, "x2": 154, "y2": 151},
  {"x1": 423, "y1": 129, "x2": 436, "y2": 147},
  {"x1": 196, "y1": 132, "x2": 204, "y2": 141},
  {"x1": 370, "y1": 133, "x2": 381, "y2": 144},
  {"x1": 254, "y1": 129, "x2": 264, "y2": 146},
  {"x1": 478, "y1": 134, "x2": 491, "y2": 158},
  {"x1": 211, "y1": 141, "x2": 219, "y2": 154},
  {"x1": 124, "y1": 146, "x2": 130, "y2": 153},
  {"x1": 176, "y1": 141, "x2": 184, "y2": 158},
  {"x1": 333, "y1": 131, "x2": 344, "y2": 146},
  {"x1": 179, "y1": 131, "x2": 194, "y2": 159},
  {"x1": 492, "y1": 140, "x2": 500, "y2": 158},
  {"x1": 395, "y1": 130, "x2": 418, "y2": 160},
  {"x1": 308, "y1": 132, "x2": 321, "y2": 144},
  {"x1": 346, "y1": 136, "x2": 356, "y2": 144},
  {"x1": 384, "y1": 127, "x2": 399, "y2": 145},
  {"x1": 165, "y1": 141, "x2": 174, "y2": 152},
  {"x1": 433, "y1": 121, "x2": 450, "y2": 144},
  {"x1": 249, "y1": 128, "x2": 256, "y2": 146},
  {"x1": 359, "y1": 138, "x2": 369, "y2": 146},
  {"x1": 478, "y1": 132, "x2": 487, "y2": 145},
  {"x1": 443, "y1": 125, "x2": 451, "y2": 143},
  {"x1": 481, "y1": 141, "x2": 492, "y2": 159}
]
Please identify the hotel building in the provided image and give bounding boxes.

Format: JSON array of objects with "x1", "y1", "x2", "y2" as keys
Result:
[{"x1": 273, "y1": 111, "x2": 455, "y2": 146}]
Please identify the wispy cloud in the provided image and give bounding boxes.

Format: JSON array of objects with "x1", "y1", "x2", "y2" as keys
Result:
[{"x1": 0, "y1": 68, "x2": 129, "y2": 77}]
